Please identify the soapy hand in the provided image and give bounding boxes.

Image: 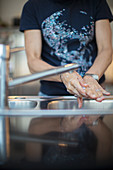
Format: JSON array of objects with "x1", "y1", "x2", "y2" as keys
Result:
[
  {"x1": 61, "y1": 71, "x2": 88, "y2": 97},
  {"x1": 61, "y1": 71, "x2": 110, "y2": 109},
  {"x1": 60, "y1": 116, "x2": 84, "y2": 132},
  {"x1": 61, "y1": 71, "x2": 89, "y2": 108},
  {"x1": 83, "y1": 76, "x2": 110, "y2": 102}
]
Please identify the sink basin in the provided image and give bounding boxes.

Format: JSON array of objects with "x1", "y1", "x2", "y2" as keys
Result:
[
  {"x1": 8, "y1": 99, "x2": 38, "y2": 110},
  {"x1": 3, "y1": 96, "x2": 112, "y2": 116},
  {"x1": 47, "y1": 99, "x2": 113, "y2": 110}
]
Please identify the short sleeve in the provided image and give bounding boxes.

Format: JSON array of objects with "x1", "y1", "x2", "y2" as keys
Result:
[
  {"x1": 95, "y1": 0, "x2": 113, "y2": 22},
  {"x1": 20, "y1": 0, "x2": 41, "y2": 32}
]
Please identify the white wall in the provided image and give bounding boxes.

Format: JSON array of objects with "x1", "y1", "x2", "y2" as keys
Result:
[
  {"x1": 0, "y1": 0, "x2": 27, "y2": 25},
  {"x1": 107, "y1": 0, "x2": 113, "y2": 8}
]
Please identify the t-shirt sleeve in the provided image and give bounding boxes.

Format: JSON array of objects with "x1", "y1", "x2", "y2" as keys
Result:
[
  {"x1": 20, "y1": 0, "x2": 41, "y2": 32},
  {"x1": 95, "y1": 0, "x2": 113, "y2": 22}
]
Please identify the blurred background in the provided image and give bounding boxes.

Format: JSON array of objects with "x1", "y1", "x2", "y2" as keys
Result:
[
  {"x1": 0, "y1": 0, "x2": 113, "y2": 96},
  {"x1": 0, "y1": 1, "x2": 113, "y2": 166}
]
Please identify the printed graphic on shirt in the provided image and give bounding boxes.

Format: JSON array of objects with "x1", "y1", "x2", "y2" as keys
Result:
[{"x1": 41, "y1": 9, "x2": 94, "y2": 77}]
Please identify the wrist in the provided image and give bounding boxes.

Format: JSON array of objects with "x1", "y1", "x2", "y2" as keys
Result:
[
  {"x1": 60, "y1": 72, "x2": 70, "y2": 83},
  {"x1": 60, "y1": 74, "x2": 63, "y2": 82},
  {"x1": 84, "y1": 73, "x2": 99, "y2": 82},
  {"x1": 87, "y1": 119, "x2": 99, "y2": 127}
]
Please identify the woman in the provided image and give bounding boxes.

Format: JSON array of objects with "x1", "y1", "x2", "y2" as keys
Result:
[
  {"x1": 20, "y1": 1, "x2": 113, "y2": 166},
  {"x1": 20, "y1": 0, "x2": 113, "y2": 107}
]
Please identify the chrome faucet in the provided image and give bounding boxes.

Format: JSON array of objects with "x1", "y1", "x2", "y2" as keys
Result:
[
  {"x1": 0, "y1": 44, "x2": 80, "y2": 105},
  {"x1": 0, "y1": 44, "x2": 10, "y2": 163},
  {"x1": 0, "y1": 44, "x2": 80, "y2": 164},
  {"x1": 0, "y1": 45, "x2": 9, "y2": 109},
  {"x1": 9, "y1": 63, "x2": 80, "y2": 87}
]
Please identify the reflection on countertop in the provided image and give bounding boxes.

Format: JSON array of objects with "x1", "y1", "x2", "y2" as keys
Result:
[
  {"x1": 24, "y1": 116, "x2": 112, "y2": 168},
  {"x1": 1, "y1": 95, "x2": 113, "y2": 170},
  {"x1": 1, "y1": 115, "x2": 113, "y2": 170}
]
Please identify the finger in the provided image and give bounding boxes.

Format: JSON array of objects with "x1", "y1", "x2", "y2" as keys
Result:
[
  {"x1": 76, "y1": 72, "x2": 88, "y2": 87},
  {"x1": 100, "y1": 87, "x2": 111, "y2": 96},
  {"x1": 96, "y1": 96, "x2": 105, "y2": 102},
  {"x1": 94, "y1": 88, "x2": 103, "y2": 98},
  {"x1": 67, "y1": 81, "x2": 86, "y2": 97},
  {"x1": 67, "y1": 88, "x2": 82, "y2": 97},
  {"x1": 77, "y1": 97, "x2": 83, "y2": 109},
  {"x1": 86, "y1": 85, "x2": 105, "y2": 99},
  {"x1": 86, "y1": 88, "x2": 98, "y2": 99},
  {"x1": 71, "y1": 80, "x2": 87, "y2": 97},
  {"x1": 95, "y1": 83, "x2": 110, "y2": 96},
  {"x1": 66, "y1": 83, "x2": 76, "y2": 95}
]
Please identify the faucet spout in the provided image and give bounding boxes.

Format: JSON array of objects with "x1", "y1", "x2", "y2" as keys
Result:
[{"x1": 8, "y1": 63, "x2": 80, "y2": 87}]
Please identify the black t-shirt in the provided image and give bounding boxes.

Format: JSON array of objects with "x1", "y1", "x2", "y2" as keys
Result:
[{"x1": 20, "y1": 0, "x2": 113, "y2": 96}]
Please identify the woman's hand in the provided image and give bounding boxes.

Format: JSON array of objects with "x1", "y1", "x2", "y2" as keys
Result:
[
  {"x1": 83, "y1": 76, "x2": 110, "y2": 102},
  {"x1": 79, "y1": 115, "x2": 100, "y2": 126},
  {"x1": 60, "y1": 116, "x2": 84, "y2": 132},
  {"x1": 61, "y1": 71, "x2": 88, "y2": 98},
  {"x1": 61, "y1": 71, "x2": 89, "y2": 108},
  {"x1": 61, "y1": 71, "x2": 110, "y2": 108}
]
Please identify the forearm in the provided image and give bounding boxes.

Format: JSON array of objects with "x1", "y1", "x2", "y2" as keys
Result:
[
  {"x1": 28, "y1": 118, "x2": 61, "y2": 135},
  {"x1": 28, "y1": 57, "x2": 62, "y2": 82},
  {"x1": 87, "y1": 20, "x2": 113, "y2": 79},
  {"x1": 86, "y1": 48, "x2": 112, "y2": 79},
  {"x1": 89, "y1": 119, "x2": 112, "y2": 162},
  {"x1": 25, "y1": 30, "x2": 62, "y2": 82}
]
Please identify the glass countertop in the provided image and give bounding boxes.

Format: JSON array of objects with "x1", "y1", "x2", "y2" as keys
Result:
[{"x1": 0, "y1": 96, "x2": 113, "y2": 169}]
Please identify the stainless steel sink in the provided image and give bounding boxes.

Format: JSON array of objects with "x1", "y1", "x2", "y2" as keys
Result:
[
  {"x1": 1, "y1": 96, "x2": 112, "y2": 116},
  {"x1": 8, "y1": 99, "x2": 38, "y2": 110},
  {"x1": 47, "y1": 99, "x2": 113, "y2": 110}
]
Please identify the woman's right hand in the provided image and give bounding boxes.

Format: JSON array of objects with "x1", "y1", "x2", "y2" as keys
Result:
[{"x1": 61, "y1": 71, "x2": 88, "y2": 97}]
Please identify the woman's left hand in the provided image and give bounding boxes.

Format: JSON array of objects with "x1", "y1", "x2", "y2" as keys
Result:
[
  {"x1": 60, "y1": 116, "x2": 84, "y2": 132},
  {"x1": 83, "y1": 75, "x2": 110, "y2": 102}
]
